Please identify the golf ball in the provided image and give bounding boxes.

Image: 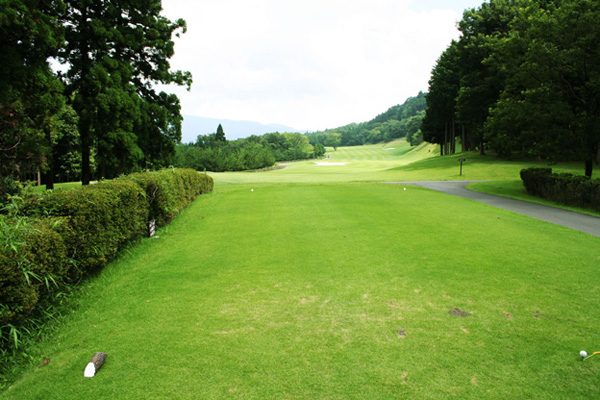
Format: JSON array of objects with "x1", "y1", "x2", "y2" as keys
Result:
[{"x1": 580, "y1": 350, "x2": 588, "y2": 358}]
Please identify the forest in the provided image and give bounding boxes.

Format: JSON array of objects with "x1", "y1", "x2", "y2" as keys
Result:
[
  {"x1": 307, "y1": 92, "x2": 426, "y2": 148},
  {"x1": 174, "y1": 124, "x2": 325, "y2": 172},
  {"x1": 0, "y1": 0, "x2": 191, "y2": 192},
  {"x1": 422, "y1": 0, "x2": 600, "y2": 177}
]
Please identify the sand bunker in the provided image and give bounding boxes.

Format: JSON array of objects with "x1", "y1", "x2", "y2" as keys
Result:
[{"x1": 315, "y1": 162, "x2": 348, "y2": 166}]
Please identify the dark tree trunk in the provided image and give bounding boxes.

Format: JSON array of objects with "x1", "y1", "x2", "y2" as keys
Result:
[
  {"x1": 44, "y1": 127, "x2": 55, "y2": 190},
  {"x1": 78, "y1": 7, "x2": 92, "y2": 185},
  {"x1": 444, "y1": 122, "x2": 449, "y2": 155},
  {"x1": 585, "y1": 160, "x2": 593, "y2": 178},
  {"x1": 80, "y1": 114, "x2": 91, "y2": 185},
  {"x1": 451, "y1": 119, "x2": 456, "y2": 154}
]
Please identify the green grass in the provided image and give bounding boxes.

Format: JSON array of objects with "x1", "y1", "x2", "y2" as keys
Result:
[
  {"x1": 211, "y1": 142, "x2": 594, "y2": 185},
  {"x1": 32, "y1": 181, "x2": 83, "y2": 193},
  {"x1": 3, "y1": 145, "x2": 600, "y2": 399}
]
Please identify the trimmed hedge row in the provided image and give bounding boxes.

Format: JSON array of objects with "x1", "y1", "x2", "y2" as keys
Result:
[
  {"x1": 0, "y1": 169, "x2": 213, "y2": 344},
  {"x1": 128, "y1": 169, "x2": 213, "y2": 226},
  {"x1": 520, "y1": 168, "x2": 600, "y2": 211}
]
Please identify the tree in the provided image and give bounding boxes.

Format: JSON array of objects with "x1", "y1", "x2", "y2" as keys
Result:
[
  {"x1": 0, "y1": 0, "x2": 65, "y2": 182},
  {"x1": 325, "y1": 132, "x2": 342, "y2": 150},
  {"x1": 455, "y1": 0, "x2": 523, "y2": 155},
  {"x1": 52, "y1": 105, "x2": 82, "y2": 182},
  {"x1": 314, "y1": 142, "x2": 326, "y2": 158},
  {"x1": 422, "y1": 41, "x2": 461, "y2": 155},
  {"x1": 283, "y1": 132, "x2": 314, "y2": 160},
  {"x1": 59, "y1": 0, "x2": 191, "y2": 183},
  {"x1": 215, "y1": 124, "x2": 226, "y2": 142},
  {"x1": 405, "y1": 113, "x2": 424, "y2": 146},
  {"x1": 486, "y1": 0, "x2": 600, "y2": 176}
]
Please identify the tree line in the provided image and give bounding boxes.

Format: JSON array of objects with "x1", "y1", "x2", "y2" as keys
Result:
[
  {"x1": 0, "y1": 0, "x2": 190, "y2": 190},
  {"x1": 175, "y1": 92, "x2": 427, "y2": 173},
  {"x1": 308, "y1": 92, "x2": 427, "y2": 147},
  {"x1": 174, "y1": 124, "x2": 326, "y2": 172},
  {"x1": 422, "y1": 0, "x2": 600, "y2": 177}
]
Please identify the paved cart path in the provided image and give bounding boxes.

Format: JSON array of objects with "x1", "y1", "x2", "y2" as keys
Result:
[{"x1": 387, "y1": 181, "x2": 600, "y2": 238}]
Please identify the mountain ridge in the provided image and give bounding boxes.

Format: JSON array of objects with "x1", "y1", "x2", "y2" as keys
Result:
[{"x1": 181, "y1": 115, "x2": 300, "y2": 143}]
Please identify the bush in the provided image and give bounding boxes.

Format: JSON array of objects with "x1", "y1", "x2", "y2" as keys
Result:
[
  {"x1": 0, "y1": 217, "x2": 68, "y2": 326},
  {"x1": 520, "y1": 168, "x2": 600, "y2": 211},
  {"x1": 25, "y1": 179, "x2": 148, "y2": 279},
  {"x1": 1, "y1": 169, "x2": 213, "y2": 363},
  {"x1": 126, "y1": 169, "x2": 214, "y2": 226}
]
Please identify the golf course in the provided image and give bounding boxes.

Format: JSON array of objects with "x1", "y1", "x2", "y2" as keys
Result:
[{"x1": 3, "y1": 142, "x2": 600, "y2": 399}]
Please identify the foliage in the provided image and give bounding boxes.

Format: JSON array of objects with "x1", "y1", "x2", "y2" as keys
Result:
[
  {"x1": 0, "y1": 0, "x2": 65, "y2": 181},
  {"x1": 1, "y1": 1, "x2": 191, "y2": 186},
  {"x1": 175, "y1": 126, "x2": 324, "y2": 172},
  {"x1": 0, "y1": 169, "x2": 212, "y2": 376},
  {"x1": 24, "y1": 179, "x2": 148, "y2": 279},
  {"x1": 520, "y1": 167, "x2": 600, "y2": 211},
  {"x1": 424, "y1": 0, "x2": 600, "y2": 175},
  {"x1": 486, "y1": 0, "x2": 600, "y2": 176},
  {"x1": 308, "y1": 92, "x2": 427, "y2": 147},
  {"x1": 127, "y1": 169, "x2": 213, "y2": 226},
  {"x1": 422, "y1": 41, "x2": 461, "y2": 154},
  {"x1": 61, "y1": 0, "x2": 192, "y2": 183}
]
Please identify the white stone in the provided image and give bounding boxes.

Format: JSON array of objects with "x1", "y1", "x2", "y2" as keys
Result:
[{"x1": 84, "y1": 362, "x2": 96, "y2": 377}]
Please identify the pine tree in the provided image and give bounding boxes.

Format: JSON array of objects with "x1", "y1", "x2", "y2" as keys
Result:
[{"x1": 60, "y1": 0, "x2": 191, "y2": 183}]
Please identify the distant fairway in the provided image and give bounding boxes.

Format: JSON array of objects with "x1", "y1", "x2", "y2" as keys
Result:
[
  {"x1": 211, "y1": 141, "x2": 592, "y2": 185},
  {"x1": 4, "y1": 145, "x2": 600, "y2": 399}
]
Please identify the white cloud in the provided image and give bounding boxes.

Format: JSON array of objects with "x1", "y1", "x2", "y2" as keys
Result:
[{"x1": 160, "y1": 0, "x2": 483, "y2": 131}]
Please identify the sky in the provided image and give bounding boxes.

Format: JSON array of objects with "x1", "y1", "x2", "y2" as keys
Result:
[{"x1": 159, "y1": 0, "x2": 485, "y2": 132}]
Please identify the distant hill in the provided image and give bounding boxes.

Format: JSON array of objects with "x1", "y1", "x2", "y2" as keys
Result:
[
  {"x1": 308, "y1": 92, "x2": 427, "y2": 146},
  {"x1": 181, "y1": 115, "x2": 299, "y2": 143}
]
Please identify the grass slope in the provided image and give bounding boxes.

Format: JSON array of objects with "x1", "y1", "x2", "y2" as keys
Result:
[
  {"x1": 211, "y1": 142, "x2": 594, "y2": 185},
  {"x1": 4, "y1": 182, "x2": 600, "y2": 399}
]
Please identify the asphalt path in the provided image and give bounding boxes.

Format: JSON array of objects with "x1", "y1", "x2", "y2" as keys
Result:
[{"x1": 387, "y1": 181, "x2": 600, "y2": 238}]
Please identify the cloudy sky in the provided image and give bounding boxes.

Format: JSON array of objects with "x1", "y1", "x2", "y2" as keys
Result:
[{"x1": 160, "y1": 0, "x2": 485, "y2": 131}]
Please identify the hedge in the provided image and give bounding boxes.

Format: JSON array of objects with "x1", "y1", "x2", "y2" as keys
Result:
[
  {"x1": 520, "y1": 168, "x2": 600, "y2": 211},
  {"x1": 0, "y1": 217, "x2": 69, "y2": 327},
  {"x1": 127, "y1": 169, "x2": 214, "y2": 226},
  {"x1": 0, "y1": 169, "x2": 213, "y2": 355}
]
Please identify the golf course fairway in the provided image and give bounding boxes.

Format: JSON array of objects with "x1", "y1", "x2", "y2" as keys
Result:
[{"x1": 3, "y1": 145, "x2": 600, "y2": 399}]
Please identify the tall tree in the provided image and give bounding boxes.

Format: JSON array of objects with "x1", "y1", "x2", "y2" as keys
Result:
[
  {"x1": 486, "y1": 0, "x2": 600, "y2": 176},
  {"x1": 422, "y1": 41, "x2": 461, "y2": 155},
  {"x1": 60, "y1": 0, "x2": 191, "y2": 183},
  {"x1": 0, "y1": 0, "x2": 65, "y2": 182},
  {"x1": 215, "y1": 124, "x2": 226, "y2": 142},
  {"x1": 455, "y1": 0, "x2": 523, "y2": 155}
]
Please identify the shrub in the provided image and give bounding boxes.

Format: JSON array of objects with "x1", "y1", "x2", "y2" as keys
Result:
[
  {"x1": 520, "y1": 168, "x2": 552, "y2": 197},
  {"x1": 0, "y1": 217, "x2": 68, "y2": 327},
  {"x1": 520, "y1": 168, "x2": 600, "y2": 211},
  {"x1": 1, "y1": 168, "x2": 213, "y2": 363},
  {"x1": 126, "y1": 169, "x2": 213, "y2": 226},
  {"x1": 25, "y1": 179, "x2": 148, "y2": 279}
]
